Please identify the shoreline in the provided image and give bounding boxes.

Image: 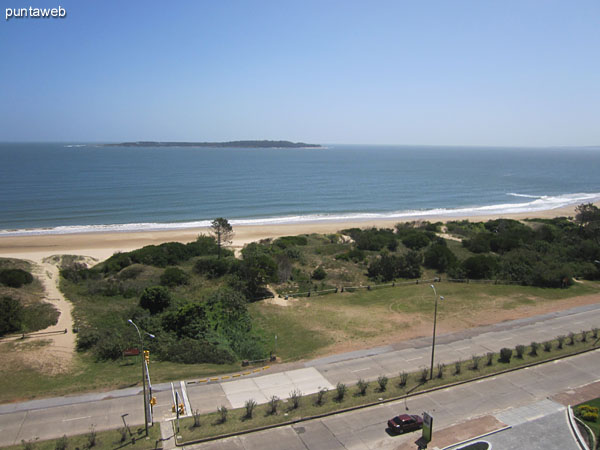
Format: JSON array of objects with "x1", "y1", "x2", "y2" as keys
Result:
[{"x1": 0, "y1": 203, "x2": 592, "y2": 264}]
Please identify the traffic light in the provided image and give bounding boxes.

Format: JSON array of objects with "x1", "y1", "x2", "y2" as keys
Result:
[
  {"x1": 144, "y1": 350, "x2": 150, "y2": 363},
  {"x1": 150, "y1": 396, "x2": 156, "y2": 406}
]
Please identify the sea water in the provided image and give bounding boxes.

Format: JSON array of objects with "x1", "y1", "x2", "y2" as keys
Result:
[{"x1": 1, "y1": 143, "x2": 599, "y2": 235}]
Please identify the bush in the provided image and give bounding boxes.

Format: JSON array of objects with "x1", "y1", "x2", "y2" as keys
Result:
[
  {"x1": 273, "y1": 236, "x2": 308, "y2": 249},
  {"x1": 515, "y1": 344, "x2": 525, "y2": 359},
  {"x1": 471, "y1": 355, "x2": 481, "y2": 370},
  {"x1": 194, "y1": 257, "x2": 236, "y2": 279},
  {"x1": 499, "y1": 347, "x2": 512, "y2": 363},
  {"x1": 356, "y1": 379, "x2": 368, "y2": 396},
  {"x1": 268, "y1": 395, "x2": 280, "y2": 415},
  {"x1": 419, "y1": 367, "x2": 429, "y2": 382},
  {"x1": 160, "y1": 267, "x2": 189, "y2": 287},
  {"x1": 244, "y1": 399, "x2": 257, "y2": 419},
  {"x1": 454, "y1": 360, "x2": 462, "y2": 375},
  {"x1": 86, "y1": 424, "x2": 97, "y2": 448},
  {"x1": 0, "y1": 296, "x2": 23, "y2": 336},
  {"x1": 437, "y1": 363, "x2": 445, "y2": 379},
  {"x1": 377, "y1": 375, "x2": 388, "y2": 392},
  {"x1": 0, "y1": 268, "x2": 33, "y2": 288},
  {"x1": 316, "y1": 388, "x2": 327, "y2": 406},
  {"x1": 557, "y1": 335, "x2": 566, "y2": 349},
  {"x1": 217, "y1": 405, "x2": 228, "y2": 423},
  {"x1": 461, "y1": 255, "x2": 499, "y2": 279},
  {"x1": 486, "y1": 352, "x2": 494, "y2": 366},
  {"x1": 289, "y1": 389, "x2": 302, "y2": 409},
  {"x1": 424, "y1": 244, "x2": 457, "y2": 272},
  {"x1": 401, "y1": 231, "x2": 431, "y2": 250},
  {"x1": 55, "y1": 435, "x2": 68, "y2": 450},
  {"x1": 543, "y1": 341, "x2": 553, "y2": 352},
  {"x1": 139, "y1": 286, "x2": 171, "y2": 314},
  {"x1": 568, "y1": 332, "x2": 575, "y2": 345},
  {"x1": 192, "y1": 409, "x2": 201, "y2": 428},
  {"x1": 577, "y1": 405, "x2": 599, "y2": 422},
  {"x1": 336, "y1": 382, "x2": 347, "y2": 401},
  {"x1": 312, "y1": 266, "x2": 326, "y2": 280},
  {"x1": 399, "y1": 371, "x2": 408, "y2": 387},
  {"x1": 530, "y1": 342, "x2": 539, "y2": 356}
]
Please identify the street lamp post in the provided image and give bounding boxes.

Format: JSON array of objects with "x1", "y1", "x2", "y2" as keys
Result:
[
  {"x1": 429, "y1": 285, "x2": 444, "y2": 380},
  {"x1": 127, "y1": 319, "x2": 154, "y2": 436}
]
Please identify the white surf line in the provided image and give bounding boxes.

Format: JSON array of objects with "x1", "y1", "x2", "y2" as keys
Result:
[
  {"x1": 180, "y1": 380, "x2": 191, "y2": 417},
  {"x1": 63, "y1": 416, "x2": 91, "y2": 422}
]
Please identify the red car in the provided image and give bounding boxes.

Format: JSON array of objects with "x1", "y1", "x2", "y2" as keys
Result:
[{"x1": 387, "y1": 414, "x2": 424, "y2": 434}]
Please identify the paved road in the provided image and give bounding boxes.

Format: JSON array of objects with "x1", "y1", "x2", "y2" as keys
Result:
[{"x1": 1, "y1": 302, "x2": 599, "y2": 447}]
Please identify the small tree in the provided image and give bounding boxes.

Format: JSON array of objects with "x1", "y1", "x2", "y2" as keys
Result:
[
  {"x1": 515, "y1": 345, "x2": 526, "y2": 359},
  {"x1": 399, "y1": 371, "x2": 408, "y2": 387},
  {"x1": 86, "y1": 424, "x2": 97, "y2": 448},
  {"x1": 592, "y1": 328, "x2": 599, "y2": 339},
  {"x1": 336, "y1": 382, "x2": 347, "y2": 401},
  {"x1": 268, "y1": 395, "x2": 280, "y2": 415},
  {"x1": 437, "y1": 363, "x2": 445, "y2": 379},
  {"x1": 377, "y1": 375, "x2": 388, "y2": 392},
  {"x1": 568, "y1": 332, "x2": 576, "y2": 345},
  {"x1": 356, "y1": 379, "x2": 368, "y2": 396},
  {"x1": 500, "y1": 347, "x2": 512, "y2": 363},
  {"x1": 218, "y1": 405, "x2": 228, "y2": 423},
  {"x1": 244, "y1": 399, "x2": 257, "y2": 419},
  {"x1": 486, "y1": 352, "x2": 494, "y2": 366},
  {"x1": 210, "y1": 218, "x2": 234, "y2": 259},
  {"x1": 419, "y1": 367, "x2": 428, "y2": 382},
  {"x1": 0, "y1": 296, "x2": 23, "y2": 336},
  {"x1": 454, "y1": 360, "x2": 462, "y2": 375},
  {"x1": 557, "y1": 335, "x2": 566, "y2": 349},
  {"x1": 192, "y1": 409, "x2": 201, "y2": 427},
  {"x1": 581, "y1": 330, "x2": 588, "y2": 343},
  {"x1": 289, "y1": 389, "x2": 302, "y2": 409},
  {"x1": 471, "y1": 355, "x2": 481, "y2": 370},
  {"x1": 316, "y1": 388, "x2": 327, "y2": 406},
  {"x1": 312, "y1": 266, "x2": 326, "y2": 280},
  {"x1": 530, "y1": 342, "x2": 539, "y2": 356},
  {"x1": 139, "y1": 286, "x2": 171, "y2": 314},
  {"x1": 543, "y1": 341, "x2": 553, "y2": 352}
]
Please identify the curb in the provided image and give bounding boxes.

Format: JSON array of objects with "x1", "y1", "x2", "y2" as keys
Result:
[
  {"x1": 175, "y1": 344, "x2": 600, "y2": 446},
  {"x1": 186, "y1": 366, "x2": 271, "y2": 385},
  {"x1": 567, "y1": 405, "x2": 591, "y2": 450}
]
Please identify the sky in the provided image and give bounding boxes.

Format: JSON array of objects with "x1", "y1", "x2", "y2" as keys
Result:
[{"x1": 1, "y1": 1, "x2": 599, "y2": 146}]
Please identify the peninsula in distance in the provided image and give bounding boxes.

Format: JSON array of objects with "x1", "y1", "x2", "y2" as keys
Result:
[{"x1": 104, "y1": 140, "x2": 321, "y2": 148}]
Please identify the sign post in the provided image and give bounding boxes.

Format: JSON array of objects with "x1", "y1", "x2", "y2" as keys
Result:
[{"x1": 422, "y1": 412, "x2": 433, "y2": 444}]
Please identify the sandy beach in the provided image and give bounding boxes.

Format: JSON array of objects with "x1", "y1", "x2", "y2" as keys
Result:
[{"x1": 0, "y1": 203, "x2": 591, "y2": 264}]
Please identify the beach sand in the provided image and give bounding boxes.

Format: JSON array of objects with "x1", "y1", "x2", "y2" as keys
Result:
[{"x1": 0, "y1": 203, "x2": 591, "y2": 264}]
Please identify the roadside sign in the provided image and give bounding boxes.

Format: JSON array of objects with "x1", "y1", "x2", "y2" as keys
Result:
[
  {"x1": 123, "y1": 348, "x2": 139, "y2": 356},
  {"x1": 422, "y1": 412, "x2": 433, "y2": 443}
]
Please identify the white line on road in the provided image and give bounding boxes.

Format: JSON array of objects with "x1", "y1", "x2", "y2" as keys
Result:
[
  {"x1": 498, "y1": 337, "x2": 512, "y2": 341},
  {"x1": 351, "y1": 367, "x2": 371, "y2": 373},
  {"x1": 63, "y1": 416, "x2": 91, "y2": 422},
  {"x1": 405, "y1": 357, "x2": 423, "y2": 362},
  {"x1": 454, "y1": 346, "x2": 470, "y2": 351}
]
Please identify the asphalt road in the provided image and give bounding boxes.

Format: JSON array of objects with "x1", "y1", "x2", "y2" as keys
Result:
[{"x1": 1, "y1": 302, "x2": 599, "y2": 448}]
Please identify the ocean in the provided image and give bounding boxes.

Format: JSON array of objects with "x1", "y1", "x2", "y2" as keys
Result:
[{"x1": 1, "y1": 143, "x2": 600, "y2": 236}]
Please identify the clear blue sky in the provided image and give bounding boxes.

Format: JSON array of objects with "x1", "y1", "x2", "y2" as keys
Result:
[{"x1": 1, "y1": 0, "x2": 599, "y2": 146}]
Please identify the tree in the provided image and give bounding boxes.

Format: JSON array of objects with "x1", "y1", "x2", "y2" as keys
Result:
[{"x1": 210, "y1": 218, "x2": 234, "y2": 259}]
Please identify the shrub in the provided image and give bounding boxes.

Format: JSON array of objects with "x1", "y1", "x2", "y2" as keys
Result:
[
  {"x1": 399, "y1": 371, "x2": 408, "y2": 387},
  {"x1": 312, "y1": 266, "x2": 326, "y2": 280},
  {"x1": 268, "y1": 395, "x2": 280, "y2": 415},
  {"x1": 557, "y1": 335, "x2": 566, "y2": 349},
  {"x1": 55, "y1": 435, "x2": 68, "y2": 450},
  {"x1": 217, "y1": 405, "x2": 228, "y2": 423},
  {"x1": 316, "y1": 388, "x2": 327, "y2": 406},
  {"x1": 499, "y1": 347, "x2": 512, "y2": 363},
  {"x1": 576, "y1": 405, "x2": 599, "y2": 422},
  {"x1": 377, "y1": 375, "x2": 388, "y2": 392},
  {"x1": 194, "y1": 257, "x2": 235, "y2": 279},
  {"x1": 437, "y1": 363, "x2": 445, "y2": 379},
  {"x1": 568, "y1": 332, "x2": 575, "y2": 345},
  {"x1": 336, "y1": 382, "x2": 347, "y2": 401},
  {"x1": 192, "y1": 409, "x2": 201, "y2": 427},
  {"x1": 139, "y1": 286, "x2": 171, "y2": 314},
  {"x1": 86, "y1": 424, "x2": 96, "y2": 448},
  {"x1": 593, "y1": 328, "x2": 599, "y2": 339},
  {"x1": 471, "y1": 355, "x2": 481, "y2": 370},
  {"x1": 244, "y1": 399, "x2": 257, "y2": 419},
  {"x1": 543, "y1": 341, "x2": 553, "y2": 352},
  {"x1": 0, "y1": 296, "x2": 24, "y2": 336},
  {"x1": 0, "y1": 268, "x2": 33, "y2": 288},
  {"x1": 419, "y1": 367, "x2": 429, "y2": 382},
  {"x1": 118, "y1": 427, "x2": 128, "y2": 443},
  {"x1": 515, "y1": 344, "x2": 525, "y2": 359},
  {"x1": 289, "y1": 389, "x2": 302, "y2": 409},
  {"x1": 356, "y1": 379, "x2": 368, "y2": 396},
  {"x1": 424, "y1": 243, "x2": 457, "y2": 272},
  {"x1": 530, "y1": 342, "x2": 539, "y2": 356},
  {"x1": 486, "y1": 352, "x2": 494, "y2": 366},
  {"x1": 454, "y1": 360, "x2": 462, "y2": 375},
  {"x1": 580, "y1": 330, "x2": 587, "y2": 343},
  {"x1": 160, "y1": 267, "x2": 189, "y2": 287}
]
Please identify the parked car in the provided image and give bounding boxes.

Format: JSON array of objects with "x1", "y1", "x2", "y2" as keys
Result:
[{"x1": 387, "y1": 414, "x2": 424, "y2": 434}]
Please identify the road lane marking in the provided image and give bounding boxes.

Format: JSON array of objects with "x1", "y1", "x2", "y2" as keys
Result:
[
  {"x1": 406, "y1": 357, "x2": 423, "y2": 362},
  {"x1": 351, "y1": 367, "x2": 371, "y2": 373},
  {"x1": 63, "y1": 416, "x2": 91, "y2": 422}
]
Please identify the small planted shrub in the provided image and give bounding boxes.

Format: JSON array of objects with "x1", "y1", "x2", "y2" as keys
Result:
[
  {"x1": 486, "y1": 352, "x2": 494, "y2": 366},
  {"x1": 218, "y1": 405, "x2": 228, "y2": 423},
  {"x1": 399, "y1": 371, "x2": 408, "y2": 387},
  {"x1": 356, "y1": 379, "x2": 368, "y2": 396},
  {"x1": 581, "y1": 330, "x2": 588, "y2": 343},
  {"x1": 244, "y1": 399, "x2": 257, "y2": 419},
  {"x1": 515, "y1": 344, "x2": 526, "y2": 359},
  {"x1": 568, "y1": 332, "x2": 575, "y2": 345},
  {"x1": 118, "y1": 428, "x2": 128, "y2": 443},
  {"x1": 419, "y1": 367, "x2": 429, "y2": 382},
  {"x1": 21, "y1": 440, "x2": 35, "y2": 450},
  {"x1": 336, "y1": 382, "x2": 347, "y2": 401},
  {"x1": 499, "y1": 347, "x2": 512, "y2": 363},
  {"x1": 557, "y1": 335, "x2": 566, "y2": 349},
  {"x1": 543, "y1": 341, "x2": 553, "y2": 352},
  {"x1": 454, "y1": 360, "x2": 462, "y2": 375},
  {"x1": 377, "y1": 375, "x2": 388, "y2": 392},
  {"x1": 530, "y1": 342, "x2": 539, "y2": 356},
  {"x1": 55, "y1": 435, "x2": 68, "y2": 450},
  {"x1": 437, "y1": 363, "x2": 445, "y2": 379},
  {"x1": 289, "y1": 389, "x2": 302, "y2": 409},
  {"x1": 86, "y1": 424, "x2": 97, "y2": 448},
  {"x1": 192, "y1": 409, "x2": 201, "y2": 428},
  {"x1": 592, "y1": 328, "x2": 599, "y2": 339},
  {"x1": 268, "y1": 395, "x2": 280, "y2": 415},
  {"x1": 471, "y1": 355, "x2": 481, "y2": 370},
  {"x1": 316, "y1": 388, "x2": 328, "y2": 406},
  {"x1": 576, "y1": 405, "x2": 599, "y2": 422}
]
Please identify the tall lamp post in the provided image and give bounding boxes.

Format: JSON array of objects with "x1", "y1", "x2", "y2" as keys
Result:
[
  {"x1": 429, "y1": 285, "x2": 444, "y2": 380},
  {"x1": 128, "y1": 319, "x2": 154, "y2": 436}
]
